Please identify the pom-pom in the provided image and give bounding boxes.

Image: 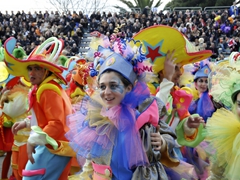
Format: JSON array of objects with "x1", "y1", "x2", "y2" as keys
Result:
[
  {"x1": 86, "y1": 31, "x2": 152, "y2": 78},
  {"x1": 59, "y1": 55, "x2": 68, "y2": 66},
  {"x1": 90, "y1": 69, "x2": 98, "y2": 77},
  {"x1": 12, "y1": 47, "x2": 27, "y2": 60}
]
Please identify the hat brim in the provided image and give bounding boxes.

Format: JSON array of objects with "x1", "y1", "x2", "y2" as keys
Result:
[
  {"x1": 0, "y1": 62, "x2": 10, "y2": 83},
  {"x1": 4, "y1": 37, "x2": 67, "y2": 84},
  {"x1": 133, "y1": 25, "x2": 212, "y2": 73}
]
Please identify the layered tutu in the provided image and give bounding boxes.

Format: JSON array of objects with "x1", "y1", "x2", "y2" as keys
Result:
[
  {"x1": 206, "y1": 108, "x2": 240, "y2": 179},
  {"x1": 66, "y1": 81, "x2": 151, "y2": 168},
  {"x1": 72, "y1": 95, "x2": 89, "y2": 115}
]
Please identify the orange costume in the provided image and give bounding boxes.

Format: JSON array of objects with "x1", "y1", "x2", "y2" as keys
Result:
[
  {"x1": 4, "y1": 37, "x2": 76, "y2": 180},
  {"x1": 25, "y1": 75, "x2": 73, "y2": 180}
]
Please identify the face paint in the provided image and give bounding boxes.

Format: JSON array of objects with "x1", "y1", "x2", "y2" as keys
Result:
[
  {"x1": 100, "y1": 76, "x2": 125, "y2": 94},
  {"x1": 99, "y1": 71, "x2": 130, "y2": 109}
]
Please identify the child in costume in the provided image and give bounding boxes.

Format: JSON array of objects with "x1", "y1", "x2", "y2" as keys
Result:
[
  {"x1": 4, "y1": 37, "x2": 75, "y2": 180},
  {"x1": 66, "y1": 32, "x2": 195, "y2": 180},
  {"x1": 206, "y1": 64, "x2": 240, "y2": 180},
  {"x1": 133, "y1": 25, "x2": 212, "y2": 148}
]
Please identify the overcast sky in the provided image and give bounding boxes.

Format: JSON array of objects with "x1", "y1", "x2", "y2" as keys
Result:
[{"x1": 0, "y1": 0, "x2": 171, "y2": 14}]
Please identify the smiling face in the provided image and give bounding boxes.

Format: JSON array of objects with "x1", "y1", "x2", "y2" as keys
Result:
[
  {"x1": 27, "y1": 64, "x2": 48, "y2": 86},
  {"x1": 195, "y1": 77, "x2": 208, "y2": 94},
  {"x1": 98, "y1": 71, "x2": 132, "y2": 109}
]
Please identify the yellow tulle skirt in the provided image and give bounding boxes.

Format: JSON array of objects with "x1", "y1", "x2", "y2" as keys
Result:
[{"x1": 206, "y1": 108, "x2": 240, "y2": 180}]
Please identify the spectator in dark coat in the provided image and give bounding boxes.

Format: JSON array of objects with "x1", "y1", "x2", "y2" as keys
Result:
[{"x1": 71, "y1": 43, "x2": 79, "y2": 56}]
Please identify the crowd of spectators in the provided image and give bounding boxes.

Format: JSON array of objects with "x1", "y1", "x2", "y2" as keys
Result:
[{"x1": 0, "y1": 2, "x2": 239, "y2": 61}]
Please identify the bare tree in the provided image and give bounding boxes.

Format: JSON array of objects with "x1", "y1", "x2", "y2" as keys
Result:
[{"x1": 48, "y1": 0, "x2": 110, "y2": 14}]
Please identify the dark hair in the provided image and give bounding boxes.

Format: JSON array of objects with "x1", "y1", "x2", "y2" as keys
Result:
[
  {"x1": 47, "y1": 71, "x2": 53, "y2": 77},
  {"x1": 98, "y1": 69, "x2": 132, "y2": 88},
  {"x1": 232, "y1": 90, "x2": 240, "y2": 104}
]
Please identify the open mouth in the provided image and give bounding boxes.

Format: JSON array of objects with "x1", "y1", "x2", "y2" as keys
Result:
[
  {"x1": 105, "y1": 98, "x2": 115, "y2": 102},
  {"x1": 30, "y1": 77, "x2": 35, "y2": 82}
]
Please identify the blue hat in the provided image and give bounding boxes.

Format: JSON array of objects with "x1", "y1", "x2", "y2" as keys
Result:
[
  {"x1": 88, "y1": 33, "x2": 149, "y2": 86},
  {"x1": 99, "y1": 52, "x2": 137, "y2": 85},
  {"x1": 194, "y1": 64, "x2": 211, "y2": 80}
]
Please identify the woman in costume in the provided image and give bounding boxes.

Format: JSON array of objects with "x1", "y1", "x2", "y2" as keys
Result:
[
  {"x1": 66, "y1": 32, "x2": 196, "y2": 179},
  {"x1": 189, "y1": 60, "x2": 224, "y2": 122},
  {"x1": 206, "y1": 64, "x2": 240, "y2": 180},
  {"x1": 181, "y1": 60, "x2": 224, "y2": 179}
]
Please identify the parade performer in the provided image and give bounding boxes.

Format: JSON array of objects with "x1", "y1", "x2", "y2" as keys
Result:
[
  {"x1": 0, "y1": 76, "x2": 31, "y2": 180},
  {"x1": 0, "y1": 62, "x2": 15, "y2": 180},
  {"x1": 182, "y1": 60, "x2": 224, "y2": 179},
  {"x1": 133, "y1": 25, "x2": 212, "y2": 148},
  {"x1": 206, "y1": 64, "x2": 240, "y2": 180},
  {"x1": 189, "y1": 60, "x2": 224, "y2": 123},
  {"x1": 4, "y1": 37, "x2": 75, "y2": 180},
  {"x1": 0, "y1": 45, "x2": 30, "y2": 180},
  {"x1": 63, "y1": 57, "x2": 96, "y2": 175},
  {"x1": 66, "y1": 32, "x2": 195, "y2": 180}
]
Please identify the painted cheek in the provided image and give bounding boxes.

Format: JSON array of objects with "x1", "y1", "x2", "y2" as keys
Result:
[{"x1": 111, "y1": 85, "x2": 125, "y2": 94}]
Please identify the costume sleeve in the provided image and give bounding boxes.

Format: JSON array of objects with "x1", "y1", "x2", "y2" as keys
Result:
[
  {"x1": 39, "y1": 89, "x2": 66, "y2": 139},
  {"x1": 175, "y1": 114, "x2": 205, "y2": 147},
  {"x1": 137, "y1": 96, "x2": 180, "y2": 168},
  {"x1": 156, "y1": 78, "x2": 174, "y2": 105},
  {"x1": 159, "y1": 120, "x2": 180, "y2": 168},
  {"x1": 28, "y1": 126, "x2": 58, "y2": 149}
]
